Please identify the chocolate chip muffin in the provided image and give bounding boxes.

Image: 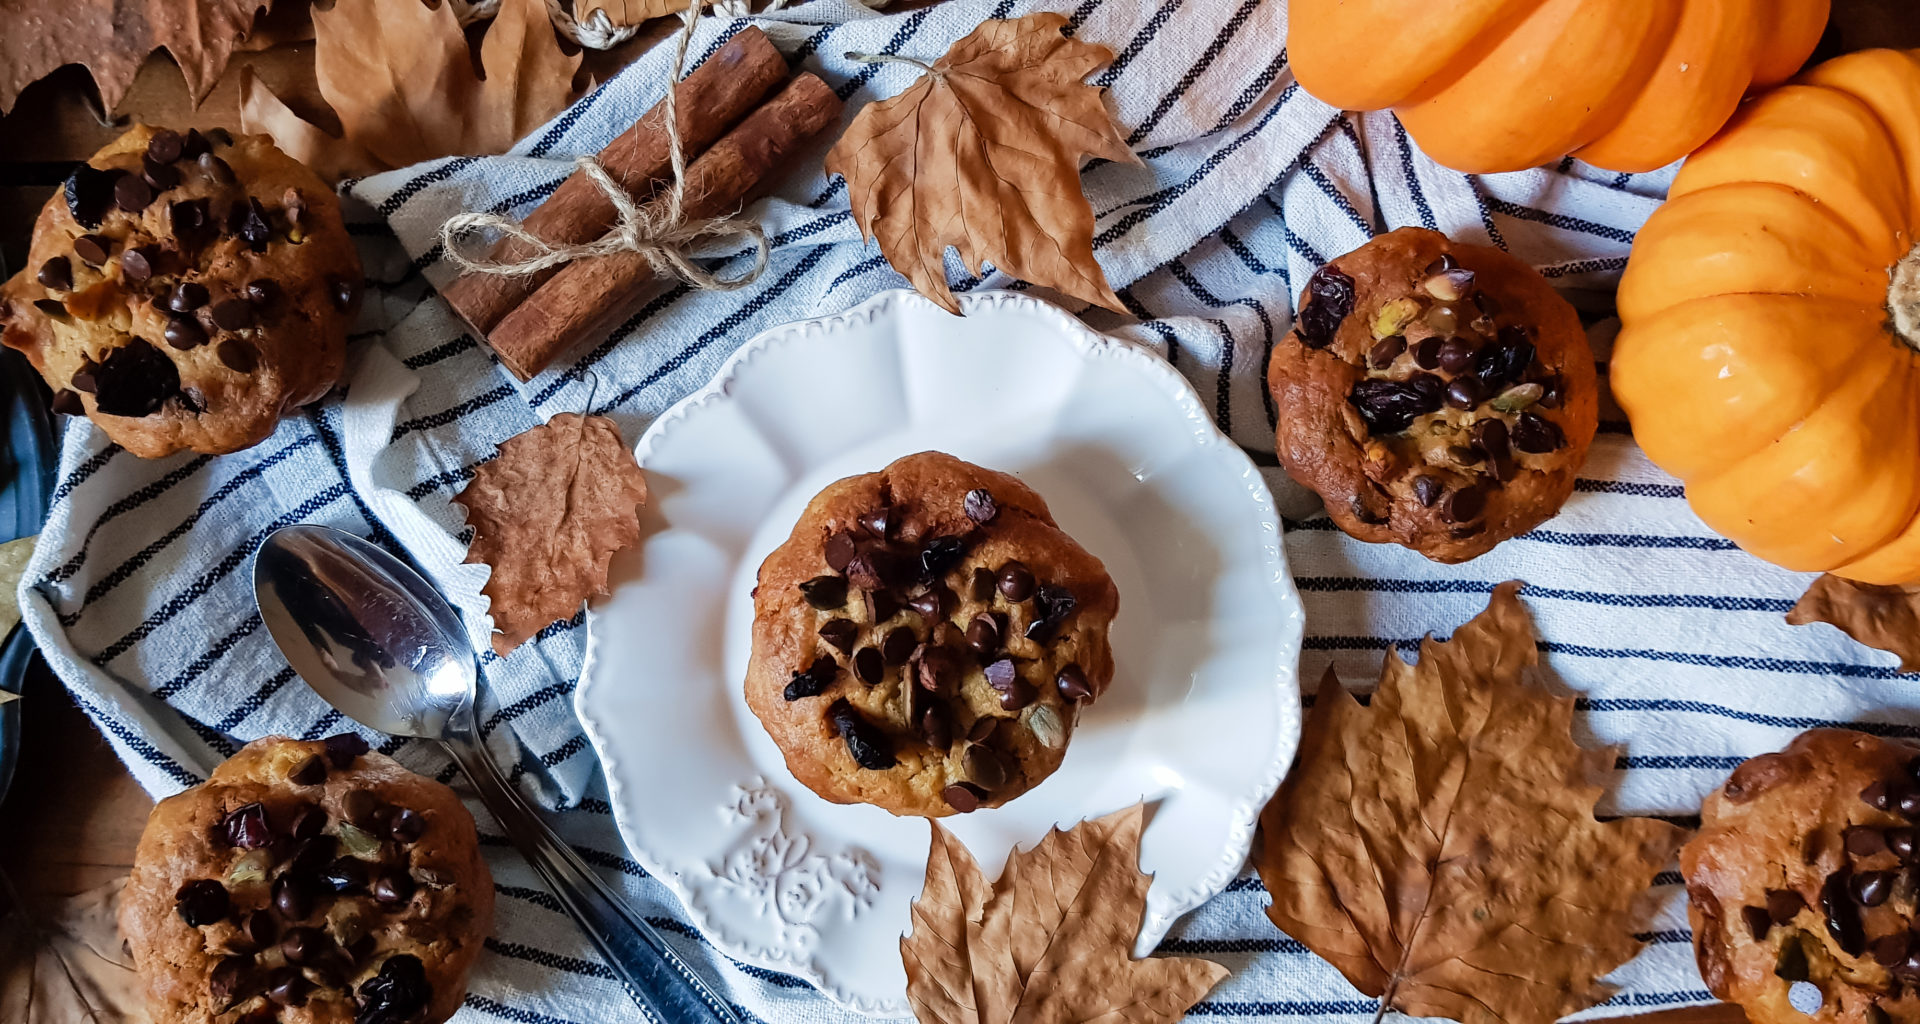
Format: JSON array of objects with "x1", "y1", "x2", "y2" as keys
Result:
[
  {"x1": 1683, "y1": 730, "x2": 1920, "y2": 1024},
  {"x1": 0, "y1": 124, "x2": 360, "y2": 458},
  {"x1": 1267, "y1": 227, "x2": 1597, "y2": 562},
  {"x1": 745, "y1": 452, "x2": 1119, "y2": 817},
  {"x1": 122, "y1": 735, "x2": 491, "y2": 1024}
]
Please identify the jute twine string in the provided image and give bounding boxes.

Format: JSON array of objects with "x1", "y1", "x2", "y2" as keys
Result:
[{"x1": 438, "y1": 0, "x2": 771, "y2": 292}]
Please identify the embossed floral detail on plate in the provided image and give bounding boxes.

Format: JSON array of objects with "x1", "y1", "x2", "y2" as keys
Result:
[{"x1": 697, "y1": 780, "x2": 879, "y2": 953}]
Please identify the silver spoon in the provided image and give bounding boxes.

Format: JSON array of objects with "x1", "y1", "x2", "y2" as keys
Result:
[{"x1": 253, "y1": 523, "x2": 743, "y2": 1024}]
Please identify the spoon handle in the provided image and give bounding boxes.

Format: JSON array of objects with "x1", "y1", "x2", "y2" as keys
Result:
[{"x1": 438, "y1": 729, "x2": 745, "y2": 1024}]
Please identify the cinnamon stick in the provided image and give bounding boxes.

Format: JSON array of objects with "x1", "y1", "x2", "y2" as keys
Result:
[
  {"x1": 441, "y1": 26, "x2": 789, "y2": 335},
  {"x1": 487, "y1": 73, "x2": 844, "y2": 381}
]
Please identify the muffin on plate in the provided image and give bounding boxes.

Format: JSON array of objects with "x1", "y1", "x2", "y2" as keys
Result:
[
  {"x1": 744, "y1": 451, "x2": 1118, "y2": 817},
  {"x1": 1266, "y1": 227, "x2": 1596, "y2": 562},
  {"x1": 0, "y1": 124, "x2": 361, "y2": 458},
  {"x1": 1683, "y1": 729, "x2": 1920, "y2": 1024},
  {"x1": 122, "y1": 735, "x2": 491, "y2": 1024}
]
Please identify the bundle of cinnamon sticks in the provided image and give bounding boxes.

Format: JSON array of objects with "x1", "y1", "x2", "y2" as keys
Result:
[{"x1": 442, "y1": 28, "x2": 843, "y2": 380}]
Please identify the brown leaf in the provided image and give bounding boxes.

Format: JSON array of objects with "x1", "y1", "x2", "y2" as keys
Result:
[
  {"x1": 1255, "y1": 582, "x2": 1687, "y2": 1024},
  {"x1": 824, "y1": 13, "x2": 1139, "y2": 316},
  {"x1": 1787, "y1": 573, "x2": 1920, "y2": 673},
  {"x1": 902, "y1": 804, "x2": 1227, "y2": 1024},
  {"x1": 239, "y1": 0, "x2": 588, "y2": 179},
  {"x1": 0, "y1": 0, "x2": 269, "y2": 115},
  {"x1": 0, "y1": 876, "x2": 146, "y2": 1024},
  {"x1": 577, "y1": 0, "x2": 694, "y2": 30},
  {"x1": 454, "y1": 413, "x2": 648, "y2": 656}
]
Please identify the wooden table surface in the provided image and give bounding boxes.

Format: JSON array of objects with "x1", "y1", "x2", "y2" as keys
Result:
[{"x1": 1, "y1": 3, "x2": 1916, "y2": 1020}]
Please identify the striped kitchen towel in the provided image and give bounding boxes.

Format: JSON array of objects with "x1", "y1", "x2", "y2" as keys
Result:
[{"x1": 16, "y1": 0, "x2": 1908, "y2": 1020}]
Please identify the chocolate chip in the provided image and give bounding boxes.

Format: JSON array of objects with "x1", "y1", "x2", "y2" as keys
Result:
[
  {"x1": 50, "y1": 390, "x2": 83, "y2": 415},
  {"x1": 147, "y1": 130, "x2": 184, "y2": 165},
  {"x1": 984, "y1": 658, "x2": 1017, "y2": 691},
  {"x1": 208, "y1": 127, "x2": 233, "y2": 147},
  {"x1": 222, "y1": 802, "x2": 273, "y2": 848},
  {"x1": 859, "y1": 507, "x2": 891, "y2": 538},
  {"x1": 1847, "y1": 825, "x2": 1890, "y2": 857},
  {"x1": 1822, "y1": 867, "x2": 1867, "y2": 955},
  {"x1": 1436, "y1": 336, "x2": 1476, "y2": 375},
  {"x1": 1444, "y1": 376, "x2": 1482, "y2": 410},
  {"x1": 273, "y1": 874, "x2": 316, "y2": 919},
  {"x1": 178, "y1": 386, "x2": 207, "y2": 414},
  {"x1": 784, "y1": 655, "x2": 837, "y2": 701},
  {"x1": 324, "y1": 732, "x2": 370, "y2": 769},
  {"x1": 387, "y1": 807, "x2": 426, "y2": 844},
  {"x1": 33, "y1": 298, "x2": 70, "y2": 319},
  {"x1": 1741, "y1": 905, "x2": 1772, "y2": 941},
  {"x1": 964, "y1": 744, "x2": 1009, "y2": 789},
  {"x1": 69, "y1": 361, "x2": 97, "y2": 393},
  {"x1": 1899, "y1": 785, "x2": 1920, "y2": 817},
  {"x1": 1855, "y1": 870, "x2": 1895, "y2": 906},
  {"x1": 964, "y1": 488, "x2": 998, "y2": 524},
  {"x1": 907, "y1": 586, "x2": 950, "y2": 620},
  {"x1": 167, "y1": 281, "x2": 209, "y2": 312},
  {"x1": 217, "y1": 339, "x2": 258, "y2": 373},
  {"x1": 853, "y1": 647, "x2": 883, "y2": 685},
  {"x1": 199, "y1": 152, "x2": 235, "y2": 184},
  {"x1": 879, "y1": 626, "x2": 916, "y2": 665},
  {"x1": 176, "y1": 879, "x2": 231, "y2": 926},
  {"x1": 171, "y1": 197, "x2": 211, "y2": 241},
  {"x1": 864, "y1": 588, "x2": 899, "y2": 624},
  {"x1": 356, "y1": 953, "x2": 431, "y2": 1024},
  {"x1": 1026, "y1": 585, "x2": 1078, "y2": 642},
  {"x1": 330, "y1": 275, "x2": 358, "y2": 312},
  {"x1": 919, "y1": 536, "x2": 967, "y2": 579},
  {"x1": 72, "y1": 234, "x2": 110, "y2": 266},
  {"x1": 1877, "y1": 931, "x2": 1913, "y2": 966},
  {"x1": 967, "y1": 716, "x2": 998, "y2": 743},
  {"x1": 162, "y1": 317, "x2": 207, "y2": 353},
  {"x1": 115, "y1": 173, "x2": 154, "y2": 212},
  {"x1": 1367, "y1": 336, "x2": 1405, "y2": 369},
  {"x1": 236, "y1": 198, "x2": 274, "y2": 250},
  {"x1": 828, "y1": 699, "x2": 895, "y2": 770},
  {"x1": 246, "y1": 278, "x2": 281, "y2": 307},
  {"x1": 920, "y1": 702, "x2": 952, "y2": 749},
  {"x1": 1056, "y1": 664, "x2": 1092, "y2": 703},
  {"x1": 281, "y1": 926, "x2": 331, "y2": 964},
  {"x1": 1412, "y1": 475, "x2": 1442, "y2": 508},
  {"x1": 143, "y1": 156, "x2": 180, "y2": 193},
  {"x1": 915, "y1": 645, "x2": 960, "y2": 695},
  {"x1": 210, "y1": 955, "x2": 254, "y2": 1005},
  {"x1": 373, "y1": 871, "x2": 415, "y2": 906},
  {"x1": 1443, "y1": 485, "x2": 1486, "y2": 524},
  {"x1": 181, "y1": 129, "x2": 211, "y2": 161},
  {"x1": 943, "y1": 783, "x2": 984, "y2": 813},
  {"x1": 818, "y1": 618, "x2": 858, "y2": 654},
  {"x1": 287, "y1": 803, "x2": 327, "y2": 841},
  {"x1": 88, "y1": 339, "x2": 181, "y2": 416},
  {"x1": 1538, "y1": 373, "x2": 1565, "y2": 409},
  {"x1": 36, "y1": 257, "x2": 72, "y2": 291},
  {"x1": 342, "y1": 789, "x2": 382, "y2": 828},
  {"x1": 122, "y1": 245, "x2": 162, "y2": 282},
  {"x1": 1412, "y1": 337, "x2": 1443, "y2": 370},
  {"x1": 1472, "y1": 418, "x2": 1511, "y2": 461},
  {"x1": 997, "y1": 561, "x2": 1035, "y2": 602},
  {"x1": 269, "y1": 969, "x2": 313, "y2": 1008},
  {"x1": 965, "y1": 612, "x2": 1005, "y2": 655},
  {"x1": 846, "y1": 549, "x2": 902, "y2": 592},
  {"x1": 289, "y1": 835, "x2": 336, "y2": 878},
  {"x1": 1295, "y1": 265, "x2": 1355, "y2": 348},
  {"x1": 1511, "y1": 412, "x2": 1562, "y2": 454},
  {"x1": 1476, "y1": 329, "x2": 1535, "y2": 389},
  {"x1": 799, "y1": 575, "x2": 849, "y2": 610},
  {"x1": 64, "y1": 166, "x2": 123, "y2": 228},
  {"x1": 824, "y1": 532, "x2": 857, "y2": 573},
  {"x1": 212, "y1": 298, "x2": 256, "y2": 331},
  {"x1": 1865, "y1": 779, "x2": 1896, "y2": 811},
  {"x1": 969, "y1": 566, "x2": 995, "y2": 602},
  {"x1": 1348, "y1": 374, "x2": 1445, "y2": 434},
  {"x1": 1890, "y1": 828, "x2": 1916, "y2": 861},
  {"x1": 322, "y1": 857, "x2": 369, "y2": 894}
]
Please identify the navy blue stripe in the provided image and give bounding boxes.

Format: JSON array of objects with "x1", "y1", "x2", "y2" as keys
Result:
[
  {"x1": 1304, "y1": 634, "x2": 1912, "y2": 680},
  {"x1": 1126, "y1": 0, "x2": 1260, "y2": 144},
  {"x1": 405, "y1": 460, "x2": 485, "y2": 501},
  {"x1": 300, "y1": 708, "x2": 345, "y2": 740},
  {"x1": 1483, "y1": 194, "x2": 1635, "y2": 244},
  {"x1": 1294, "y1": 576, "x2": 1795, "y2": 613},
  {"x1": 531, "y1": 284, "x2": 693, "y2": 406},
  {"x1": 378, "y1": 157, "x2": 479, "y2": 217},
  {"x1": 825, "y1": 254, "x2": 890, "y2": 297},
  {"x1": 92, "y1": 484, "x2": 352, "y2": 664},
  {"x1": 153, "y1": 613, "x2": 264, "y2": 699},
  {"x1": 833, "y1": 10, "x2": 935, "y2": 102},
  {"x1": 485, "y1": 937, "x2": 612, "y2": 979},
  {"x1": 306, "y1": 405, "x2": 404, "y2": 557},
  {"x1": 1300, "y1": 161, "x2": 1373, "y2": 237},
  {"x1": 1574, "y1": 478, "x2": 1683, "y2": 498},
  {"x1": 1465, "y1": 174, "x2": 1510, "y2": 251},
  {"x1": 1093, "y1": 0, "x2": 1186, "y2": 89},
  {"x1": 44, "y1": 454, "x2": 215, "y2": 583},
  {"x1": 50, "y1": 443, "x2": 123, "y2": 506},
  {"x1": 480, "y1": 680, "x2": 574, "y2": 737},
  {"x1": 215, "y1": 665, "x2": 298, "y2": 732},
  {"x1": 1392, "y1": 120, "x2": 1437, "y2": 230},
  {"x1": 1618, "y1": 754, "x2": 1745, "y2": 770},
  {"x1": 1190, "y1": 1000, "x2": 1379, "y2": 1016},
  {"x1": 68, "y1": 690, "x2": 203, "y2": 786},
  {"x1": 1581, "y1": 697, "x2": 1920, "y2": 736},
  {"x1": 1541, "y1": 255, "x2": 1630, "y2": 279},
  {"x1": 526, "y1": 83, "x2": 614, "y2": 160},
  {"x1": 1282, "y1": 516, "x2": 1735, "y2": 550},
  {"x1": 405, "y1": 335, "x2": 480, "y2": 370},
  {"x1": 465, "y1": 995, "x2": 586, "y2": 1024},
  {"x1": 392, "y1": 385, "x2": 519, "y2": 440}
]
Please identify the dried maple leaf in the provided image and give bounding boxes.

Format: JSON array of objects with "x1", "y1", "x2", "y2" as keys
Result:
[
  {"x1": 0, "y1": 0, "x2": 269, "y2": 115},
  {"x1": 239, "y1": 0, "x2": 588, "y2": 179},
  {"x1": 902, "y1": 803, "x2": 1227, "y2": 1024},
  {"x1": 1788, "y1": 573, "x2": 1920, "y2": 673},
  {"x1": 454, "y1": 413, "x2": 648, "y2": 656},
  {"x1": 0, "y1": 875, "x2": 144, "y2": 1023},
  {"x1": 1255, "y1": 582, "x2": 1687, "y2": 1024},
  {"x1": 824, "y1": 13, "x2": 1138, "y2": 317}
]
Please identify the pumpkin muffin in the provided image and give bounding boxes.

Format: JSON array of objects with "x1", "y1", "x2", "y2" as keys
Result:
[
  {"x1": 122, "y1": 735, "x2": 491, "y2": 1024},
  {"x1": 744, "y1": 452, "x2": 1118, "y2": 817},
  {"x1": 1684, "y1": 730, "x2": 1920, "y2": 1024},
  {"x1": 0, "y1": 124, "x2": 360, "y2": 458},
  {"x1": 1266, "y1": 227, "x2": 1597, "y2": 562}
]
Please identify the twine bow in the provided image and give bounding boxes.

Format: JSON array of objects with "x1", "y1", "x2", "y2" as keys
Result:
[{"x1": 438, "y1": 1, "x2": 770, "y2": 292}]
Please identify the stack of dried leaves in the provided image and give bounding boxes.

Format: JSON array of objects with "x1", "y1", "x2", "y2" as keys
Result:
[
  {"x1": 1255, "y1": 582, "x2": 1687, "y2": 1024},
  {"x1": 453, "y1": 413, "x2": 649, "y2": 656},
  {"x1": 826, "y1": 14, "x2": 1137, "y2": 316},
  {"x1": 0, "y1": 0, "x2": 270, "y2": 114},
  {"x1": 241, "y1": 0, "x2": 590, "y2": 181},
  {"x1": 902, "y1": 804, "x2": 1226, "y2": 1024}
]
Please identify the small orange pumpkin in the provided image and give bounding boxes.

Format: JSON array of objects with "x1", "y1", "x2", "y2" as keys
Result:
[
  {"x1": 1287, "y1": 0, "x2": 1829, "y2": 174},
  {"x1": 1612, "y1": 48, "x2": 1920, "y2": 584}
]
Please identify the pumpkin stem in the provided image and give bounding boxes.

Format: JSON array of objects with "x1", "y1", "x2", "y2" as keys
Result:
[{"x1": 1894, "y1": 241, "x2": 1920, "y2": 350}]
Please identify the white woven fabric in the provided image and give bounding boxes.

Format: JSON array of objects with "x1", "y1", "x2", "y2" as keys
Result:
[{"x1": 19, "y1": 1, "x2": 1907, "y2": 1020}]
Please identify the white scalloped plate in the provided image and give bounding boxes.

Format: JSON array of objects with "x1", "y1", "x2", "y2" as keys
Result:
[{"x1": 576, "y1": 290, "x2": 1303, "y2": 1016}]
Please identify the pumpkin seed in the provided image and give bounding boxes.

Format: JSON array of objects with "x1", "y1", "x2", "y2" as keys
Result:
[
  {"x1": 1490, "y1": 383, "x2": 1544, "y2": 412},
  {"x1": 1026, "y1": 705, "x2": 1066, "y2": 749},
  {"x1": 227, "y1": 849, "x2": 273, "y2": 886},
  {"x1": 336, "y1": 822, "x2": 383, "y2": 859},
  {"x1": 1370, "y1": 297, "x2": 1422, "y2": 339}
]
